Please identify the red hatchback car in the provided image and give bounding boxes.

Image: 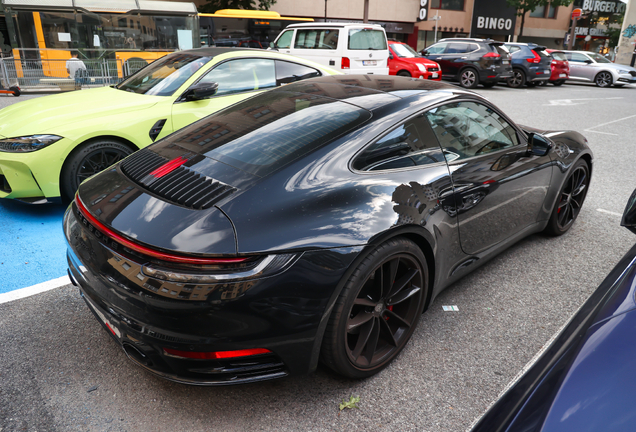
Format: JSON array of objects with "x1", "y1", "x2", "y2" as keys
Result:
[
  {"x1": 388, "y1": 41, "x2": 441, "y2": 80},
  {"x1": 544, "y1": 49, "x2": 570, "y2": 86}
]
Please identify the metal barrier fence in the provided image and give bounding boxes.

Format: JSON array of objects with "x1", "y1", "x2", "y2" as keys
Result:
[{"x1": 0, "y1": 57, "x2": 150, "y2": 92}]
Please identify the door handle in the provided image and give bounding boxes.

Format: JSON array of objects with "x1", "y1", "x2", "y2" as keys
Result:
[
  {"x1": 460, "y1": 57, "x2": 468, "y2": 59},
  {"x1": 435, "y1": 57, "x2": 442, "y2": 60}
]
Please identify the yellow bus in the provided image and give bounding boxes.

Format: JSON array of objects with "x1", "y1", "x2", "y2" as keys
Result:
[
  {"x1": 1, "y1": 0, "x2": 198, "y2": 78},
  {"x1": 199, "y1": 9, "x2": 313, "y2": 49}
]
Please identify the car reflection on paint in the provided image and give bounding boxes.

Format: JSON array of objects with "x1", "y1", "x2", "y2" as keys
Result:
[{"x1": 64, "y1": 75, "x2": 592, "y2": 386}]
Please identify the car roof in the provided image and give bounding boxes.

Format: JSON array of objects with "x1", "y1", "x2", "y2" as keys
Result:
[
  {"x1": 286, "y1": 22, "x2": 385, "y2": 29},
  {"x1": 438, "y1": 38, "x2": 499, "y2": 44},
  {"x1": 178, "y1": 47, "x2": 266, "y2": 57},
  {"x1": 271, "y1": 74, "x2": 464, "y2": 111},
  {"x1": 504, "y1": 42, "x2": 546, "y2": 49}
]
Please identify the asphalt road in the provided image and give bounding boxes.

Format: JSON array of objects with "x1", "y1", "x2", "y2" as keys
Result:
[{"x1": 1, "y1": 82, "x2": 635, "y2": 432}]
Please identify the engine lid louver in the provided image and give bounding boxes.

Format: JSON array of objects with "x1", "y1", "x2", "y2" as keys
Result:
[{"x1": 120, "y1": 149, "x2": 237, "y2": 210}]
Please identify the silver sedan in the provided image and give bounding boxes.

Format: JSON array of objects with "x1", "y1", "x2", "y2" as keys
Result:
[{"x1": 562, "y1": 50, "x2": 636, "y2": 87}]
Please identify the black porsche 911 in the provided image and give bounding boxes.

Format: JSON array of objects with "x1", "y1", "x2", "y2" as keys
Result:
[{"x1": 64, "y1": 75, "x2": 592, "y2": 385}]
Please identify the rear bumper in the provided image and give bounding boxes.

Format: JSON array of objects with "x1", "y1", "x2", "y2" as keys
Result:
[{"x1": 64, "y1": 204, "x2": 361, "y2": 384}]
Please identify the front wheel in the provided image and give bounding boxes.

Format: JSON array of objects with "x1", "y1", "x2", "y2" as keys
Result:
[
  {"x1": 61, "y1": 140, "x2": 134, "y2": 201},
  {"x1": 595, "y1": 71, "x2": 613, "y2": 88},
  {"x1": 459, "y1": 68, "x2": 479, "y2": 89},
  {"x1": 544, "y1": 159, "x2": 590, "y2": 236},
  {"x1": 507, "y1": 69, "x2": 526, "y2": 88},
  {"x1": 397, "y1": 70, "x2": 411, "y2": 77},
  {"x1": 320, "y1": 238, "x2": 428, "y2": 378}
]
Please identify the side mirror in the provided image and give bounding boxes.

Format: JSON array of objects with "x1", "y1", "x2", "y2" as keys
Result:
[
  {"x1": 526, "y1": 132, "x2": 552, "y2": 157},
  {"x1": 421, "y1": 50, "x2": 429, "y2": 56},
  {"x1": 184, "y1": 81, "x2": 218, "y2": 101},
  {"x1": 621, "y1": 189, "x2": 636, "y2": 235},
  {"x1": 389, "y1": 52, "x2": 394, "y2": 60},
  {"x1": 269, "y1": 41, "x2": 278, "y2": 51},
  {"x1": 585, "y1": 59, "x2": 593, "y2": 64}
]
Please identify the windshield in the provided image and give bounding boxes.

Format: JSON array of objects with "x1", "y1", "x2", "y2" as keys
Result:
[
  {"x1": 391, "y1": 43, "x2": 420, "y2": 58},
  {"x1": 588, "y1": 53, "x2": 611, "y2": 63},
  {"x1": 116, "y1": 53, "x2": 212, "y2": 96}
]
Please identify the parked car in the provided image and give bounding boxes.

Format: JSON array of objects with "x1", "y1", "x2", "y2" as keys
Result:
[
  {"x1": 270, "y1": 22, "x2": 389, "y2": 75},
  {"x1": 470, "y1": 189, "x2": 636, "y2": 432},
  {"x1": 543, "y1": 49, "x2": 570, "y2": 86},
  {"x1": 388, "y1": 40, "x2": 441, "y2": 80},
  {"x1": 420, "y1": 38, "x2": 512, "y2": 88},
  {"x1": 502, "y1": 43, "x2": 552, "y2": 88},
  {"x1": 65, "y1": 74, "x2": 592, "y2": 385},
  {"x1": 0, "y1": 48, "x2": 339, "y2": 204},
  {"x1": 562, "y1": 50, "x2": 636, "y2": 87}
]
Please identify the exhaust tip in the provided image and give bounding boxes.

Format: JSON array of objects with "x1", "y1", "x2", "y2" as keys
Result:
[{"x1": 123, "y1": 342, "x2": 153, "y2": 367}]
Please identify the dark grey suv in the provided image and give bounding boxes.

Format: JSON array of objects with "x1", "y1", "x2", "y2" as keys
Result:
[
  {"x1": 502, "y1": 43, "x2": 552, "y2": 88},
  {"x1": 420, "y1": 38, "x2": 512, "y2": 89}
]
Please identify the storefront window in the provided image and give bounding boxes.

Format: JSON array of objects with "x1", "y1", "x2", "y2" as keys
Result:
[{"x1": 430, "y1": 0, "x2": 464, "y2": 11}]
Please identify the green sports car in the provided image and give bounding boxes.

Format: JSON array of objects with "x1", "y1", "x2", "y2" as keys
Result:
[{"x1": 0, "y1": 48, "x2": 339, "y2": 203}]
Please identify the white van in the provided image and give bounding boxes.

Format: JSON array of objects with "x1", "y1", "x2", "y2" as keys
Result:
[{"x1": 270, "y1": 23, "x2": 389, "y2": 75}]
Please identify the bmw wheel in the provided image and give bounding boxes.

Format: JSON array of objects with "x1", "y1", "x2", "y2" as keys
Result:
[
  {"x1": 61, "y1": 139, "x2": 135, "y2": 201},
  {"x1": 594, "y1": 71, "x2": 613, "y2": 88},
  {"x1": 544, "y1": 159, "x2": 590, "y2": 236},
  {"x1": 321, "y1": 238, "x2": 428, "y2": 378},
  {"x1": 459, "y1": 68, "x2": 479, "y2": 89}
]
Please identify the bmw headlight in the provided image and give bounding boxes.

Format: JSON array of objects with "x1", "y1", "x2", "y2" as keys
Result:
[
  {"x1": 0, "y1": 134, "x2": 63, "y2": 152},
  {"x1": 416, "y1": 63, "x2": 428, "y2": 72}
]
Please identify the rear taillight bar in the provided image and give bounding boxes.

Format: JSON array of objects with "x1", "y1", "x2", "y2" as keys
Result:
[
  {"x1": 483, "y1": 52, "x2": 500, "y2": 58},
  {"x1": 527, "y1": 50, "x2": 542, "y2": 63},
  {"x1": 75, "y1": 197, "x2": 252, "y2": 266},
  {"x1": 163, "y1": 347, "x2": 271, "y2": 360}
]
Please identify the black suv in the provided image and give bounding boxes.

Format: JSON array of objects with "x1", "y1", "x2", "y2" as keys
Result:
[
  {"x1": 502, "y1": 43, "x2": 552, "y2": 88},
  {"x1": 420, "y1": 38, "x2": 512, "y2": 89}
]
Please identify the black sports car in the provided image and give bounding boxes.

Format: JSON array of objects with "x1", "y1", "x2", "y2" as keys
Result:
[{"x1": 64, "y1": 75, "x2": 592, "y2": 385}]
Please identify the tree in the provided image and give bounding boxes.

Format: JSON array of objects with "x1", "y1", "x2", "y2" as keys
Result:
[
  {"x1": 198, "y1": 0, "x2": 276, "y2": 13},
  {"x1": 505, "y1": 0, "x2": 575, "y2": 38}
]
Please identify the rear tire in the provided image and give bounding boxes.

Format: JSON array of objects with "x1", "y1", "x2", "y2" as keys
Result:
[
  {"x1": 544, "y1": 159, "x2": 590, "y2": 236},
  {"x1": 459, "y1": 68, "x2": 479, "y2": 89},
  {"x1": 61, "y1": 139, "x2": 134, "y2": 202},
  {"x1": 552, "y1": 80, "x2": 565, "y2": 86},
  {"x1": 507, "y1": 69, "x2": 526, "y2": 88},
  {"x1": 320, "y1": 238, "x2": 428, "y2": 378}
]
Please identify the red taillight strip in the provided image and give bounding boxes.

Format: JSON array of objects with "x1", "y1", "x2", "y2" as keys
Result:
[
  {"x1": 163, "y1": 347, "x2": 271, "y2": 360},
  {"x1": 75, "y1": 198, "x2": 251, "y2": 265},
  {"x1": 149, "y1": 156, "x2": 188, "y2": 179}
]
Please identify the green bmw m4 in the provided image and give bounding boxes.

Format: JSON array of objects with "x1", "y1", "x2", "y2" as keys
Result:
[{"x1": 0, "y1": 48, "x2": 339, "y2": 203}]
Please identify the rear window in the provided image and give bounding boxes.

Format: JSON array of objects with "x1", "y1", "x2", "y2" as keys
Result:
[
  {"x1": 550, "y1": 52, "x2": 567, "y2": 61},
  {"x1": 167, "y1": 91, "x2": 371, "y2": 177},
  {"x1": 348, "y1": 29, "x2": 387, "y2": 50},
  {"x1": 535, "y1": 49, "x2": 551, "y2": 58}
]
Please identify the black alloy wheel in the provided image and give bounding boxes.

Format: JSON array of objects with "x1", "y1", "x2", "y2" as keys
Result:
[
  {"x1": 61, "y1": 140, "x2": 134, "y2": 201},
  {"x1": 459, "y1": 68, "x2": 479, "y2": 89},
  {"x1": 507, "y1": 69, "x2": 526, "y2": 88},
  {"x1": 595, "y1": 71, "x2": 613, "y2": 88},
  {"x1": 545, "y1": 159, "x2": 590, "y2": 236},
  {"x1": 321, "y1": 238, "x2": 428, "y2": 378}
]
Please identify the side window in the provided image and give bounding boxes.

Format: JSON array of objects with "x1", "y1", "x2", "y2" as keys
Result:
[
  {"x1": 353, "y1": 115, "x2": 447, "y2": 171},
  {"x1": 276, "y1": 60, "x2": 322, "y2": 85},
  {"x1": 295, "y1": 29, "x2": 339, "y2": 49},
  {"x1": 571, "y1": 53, "x2": 589, "y2": 63},
  {"x1": 446, "y1": 43, "x2": 470, "y2": 54},
  {"x1": 426, "y1": 43, "x2": 447, "y2": 55},
  {"x1": 276, "y1": 29, "x2": 294, "y2": 49},
  {"x1": 507, "y1": 45, "x2": 520, "y2": 54},
  {"x1": 198, "y1": 59, "x2": 276, "y2": 96},
  {"x1": 424, "y1": 101, "x2": 519, "y2": 161}
]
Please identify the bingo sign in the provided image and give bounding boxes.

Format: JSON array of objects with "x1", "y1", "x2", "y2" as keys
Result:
[{"x1": 417, "y1": 0, "x2": 429, "y2": 21}]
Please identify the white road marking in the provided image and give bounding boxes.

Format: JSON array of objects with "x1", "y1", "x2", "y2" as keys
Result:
[
  {"x1": 544, "y1": 97, "x2": 623, "y2": 106},
  {"x1": 584, "y1": 114, "x2": 636, "y2": 134},
  {"x1": 597, "y1": 208, "x2": 623, "y2": 217},
  {"x1": 0, "y1": 275, "x2": 70, "y2": 305}
]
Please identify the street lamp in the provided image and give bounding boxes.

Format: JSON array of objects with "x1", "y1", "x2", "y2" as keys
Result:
[{"x1": 431, "y1": 13, "x2": 441, "y2": 43}]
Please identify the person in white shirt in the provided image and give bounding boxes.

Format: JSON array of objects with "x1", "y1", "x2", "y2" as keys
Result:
[{"x1": 66, "y1": 53, "x2": 87, "y2": 79}]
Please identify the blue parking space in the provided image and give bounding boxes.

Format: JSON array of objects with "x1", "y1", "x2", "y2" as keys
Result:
[{"x1": 0, "y1": 200, "x2": 68, "y2": 293}]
